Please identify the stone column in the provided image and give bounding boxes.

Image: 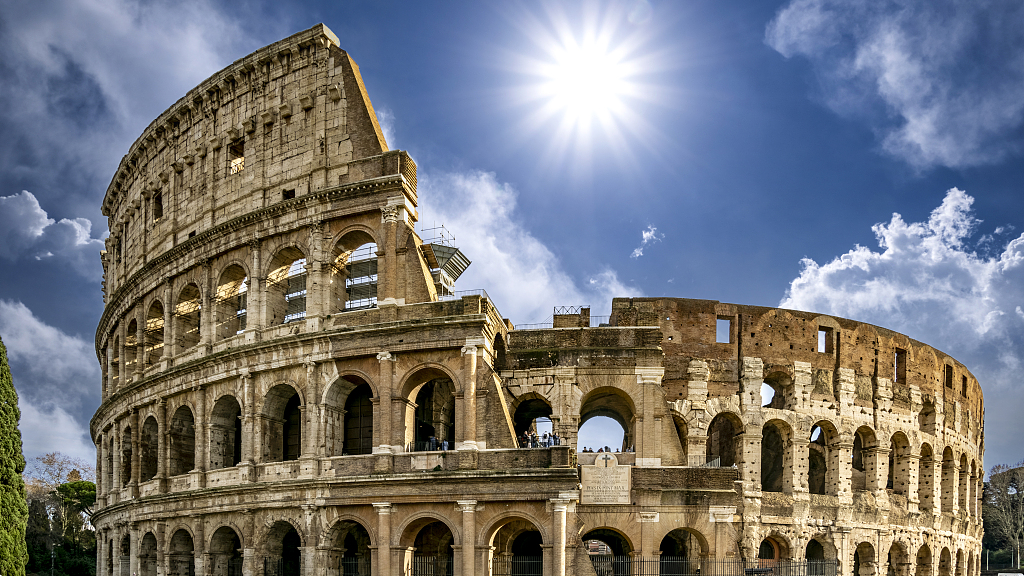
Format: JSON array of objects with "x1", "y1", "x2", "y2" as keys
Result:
[
  {"x1": 739, "y1": 357, "x2": 764, "y2": 412},
  {"x1": 832, "y1": 440, "x2": 854, "y2": 503},
  {"x1": 737, "y1": 431, "x2": 762, "y2": 495},
  {"x1": 458, "y1": 501, "x2": 477, "y2": 576},
  {"x1": 195, "y1": 386, "x2": 207, "y2": 487},
  {"x1": 242, "y1": 511, "x2": 255, "y2": 576},
  {"x1": 106, "y1": 343, "x2": 114, "y2": 399},
  {"x1": 156, "y1": 522, "x2": 166, "y2": 576},
  {"x1": 942, "y1": 463, "x2": 959, "y2": 514},
  {"x1": 135, "y1": 314, "x2": 145, "y2": 379},
  {"x1": 96, "y1": 438, "x2": 105, "y2": 507},
  {"x1": 376, "y1": 352, "x2": 395, "y2": 452},
  {"x1": 959, "y1": 467, "x2": 970, "y2": 517},
  {"x1": 303, "y1": 359, "x2": 320, "y2": 458},
  {"x1": 791, "y1": 437, "x2": 809, "y2": 494},
  {"x1": 199, "y1": 260, "x2": 213, "y2": 350},
  {"x1": 865, "y1": 448, "x2": 890, "y2": 494},
  {"x1": 130, "y1": 523, "x2": 140, "y2": 576},
  {"x1": 378, "y1": 206, "x2": 399, "y2": 303},
  {"x1": 193, "y1": 515, "x2": 205, "y2": 576},
  {"x1": 551, "y1": 498, "x2": 569, "y2": 576},
  {"x1": 248, "y1": 237, "x2": 264, "y2": 338},
  {"x1": 906, "y1": 454, "x2": 921, "y2": 513},
  {"x1": 163, "y1": 278, "x2": 174, "y2": 360},
  {"x1": 240, "y1": 371, "x2": 256, "y2": 480},
  {"x1": 460, "y1": 342, "x2": 480, "y2": 450},
  {"x1": 156, "y1": 399, "x2": 168, "y2": 492},
  {"x1": 373, "y1": 503, "x2": 392, "y2": 576},
  {"x1": 131, "y1": 410, "x2": 141, "y2": 497},
  {"x1": 119, "y1": 322, "x2": 127, "y2": 386}
]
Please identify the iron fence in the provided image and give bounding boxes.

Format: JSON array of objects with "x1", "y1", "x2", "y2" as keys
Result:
[
  {"x1": 339, "y1": 556, "x2": 370, "y2": 576},
  {"x1": 227, "y1": 558, "x2": 243, "y2": 576},
  {"x1": 492, "y1": 555, "x2": 544, "y2": 576},
  {"x1": 588, "y1": 557, "x2": 839, "y2": 576},
  {"x1": 412, "y1": 555, "x2": 454, "y2": 576}
]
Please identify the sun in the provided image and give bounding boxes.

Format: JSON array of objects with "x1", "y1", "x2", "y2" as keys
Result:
[{"x1": 540, "y1": 38, "x2": 632, "y2": 123}]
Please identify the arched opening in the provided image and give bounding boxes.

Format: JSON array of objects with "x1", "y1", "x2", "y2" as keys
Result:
[
  {"x1": 806, "y1": 539, "x2": 824, "y2": 559},
  {"x1": 266, "y1": 247, "x2": 307, "y2": 325},
  {"x1": 919, "y1": 444, "x2": 935, "y2": 512},
  {"x1": 140, "y1": 532, "x2": 158, "y2": 576},
  {"x1": 958, "y1": 454, "x2": 969, "y2": 514},
  {"x1": 145, "y1": 301, "x2": 164, "y2": 367},
  {"x1": 758, "y1": 536, "x2": 785, "y2": 563},
  {"x1": 107, "y1": 538, "x2": 114, "y2": 576},
  {"x1": 344, "y1": 383, "x2": 374, "y2": 456},
  {"x1": 120, "y1": 534, "x2": 131, "y2": 570},
  {"x1": 140, "y1": 416, "x2": 158, "y2": 482},
  {"x1": 413, "y1": 378, "x2": 455, "y2": 452},
  {"x1": 210, "y1": 395, "x2": 242, "y2": 469},
  {"x1": 175, "y1": 283, "x2": 202, "y2": 350},
  {"x1": 939, "y1": 548, "x2": 952, "y2": 576},
  {"x1": 331, "y1": 233, "x2": 378, "y2": 311},
  {"x1": 851, "y1": 426, "x2": 877, "y2": 491},
  {"x1": 855, "y1": 542, "x2": 876, "y2": 576},
  {"x1": 264, "y1": 521, "x2": 301, "y2": 576},
  {"x1": 941, "y1": 447, "x2": 955, "y2": 513},
  {"x1": 412, "y1": 521, "x2": 455, "y2": 576},
  {"x1": 168, "y1": 529, "x2": 195, "y2": 576},
  {"x1": 955, "y1": 549, "x2": 964, "y2": 576},
  {"x1": 125, "y1": 319, "x2": 138, "y2": 374},
  {"x1": 888, "y1": 542, "x2": 909, "y2": 576},
  {"x1": 328, "y1": 520, "x2": 372, "y2": 576},
  {"x1": 513, "y1": 397, "x2": 554, "y2": 447},
  {"x1": 805, "y1": 539, "x2": 835, "y2": 576},
  {"x1": 916, "y1": 545, "x2": 933, "y2": 576},
  {"x1": 919, "y1": 400, "x2": 936, "y2": 434},
  {"x1": 808, "y1": 421, "x2": 839, "y2": 496},
  {"x1": 761, "y1": 420, "x2": 790, "y2": 493},
  {"x1": 673, "y1": 416, "x2": 688, "y2": 465},
  {"x1": 889, "y1": 432, "x2": 911, "y2": 497},
  {"x1": 660, "y1": 528, "x2": 706, "y2": 575},
  {"x1": 215, "y1": 265, "x2": 248, "y2": 340},
  {"x1": 583, "y1": 528, "x2": 633, "y2": 575},
  {"x1": 489, "y1": 518, "x2": 543, "y2": 576},
  {"x1": 169, "y1": 405, "x2": 196, "y2": 476},
  {"x1": 111, "y1": 334, "x2": 120, "y2": 389},
  {"x1": 579, "y1": 387, "x2": 635, "y2": 453},
  {"x1": 107, "y1": 436, "x2": 114, "y2": 489},
  {"x1": 492, "y1": 334, "x2": 508, "y2": 371},
  {"x1": 209, "y1": 526, "x2": 243, "y2": 576},
  {"x1": 762, "y1": 372, "x2": 792, "y2": 409},
  {"x1": 120, "y1": 427, "x2": 132, "y2": 487},
  {"x1": 263, "y1": 384, "x2": 302, "y2": 462},
  {"x1": 706, "y1": 413, "x2": 740, "y2": 467}
]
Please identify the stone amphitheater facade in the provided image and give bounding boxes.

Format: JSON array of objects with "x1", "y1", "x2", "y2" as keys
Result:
[{"x1": 91, "y1": 24, "x2": 984, "y2": 576}]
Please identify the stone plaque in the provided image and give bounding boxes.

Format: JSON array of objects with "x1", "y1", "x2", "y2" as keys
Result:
[{"x1": 581, "y1": 453, "x2": 631, "y2": 504}]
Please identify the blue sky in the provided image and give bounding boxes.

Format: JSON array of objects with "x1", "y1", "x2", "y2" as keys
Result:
[{"x1": 1, "y1": 0, "x2": 1023, "y2": 470}]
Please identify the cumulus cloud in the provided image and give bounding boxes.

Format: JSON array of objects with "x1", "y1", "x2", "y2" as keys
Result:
[
  {"x1": 766, "y1": 0, "x2": 1024, "y2": 169},
  {"x1": 0, "y1": 191, "x2": 105, "y2": 279},
  {"x1": 0, "y1": 300, "x2": 100, "y2": 461},
  {"x1": 630, "y1": 225, "x2": 663, "y2": 258},
  {"x1": 780, "y1": 188, "x2": 1024, "y2": 468},
  {"x1": 419, "y1": 170, "x2": 639, "y2": 322}
]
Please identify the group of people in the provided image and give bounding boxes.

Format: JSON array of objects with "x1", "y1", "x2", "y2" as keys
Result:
[
  {"x1": 579, "y1": 446, "x2": 635, "y2": 453},
  {"x1": 519, "y1": 431, "x2": 560, "y2": 448}
]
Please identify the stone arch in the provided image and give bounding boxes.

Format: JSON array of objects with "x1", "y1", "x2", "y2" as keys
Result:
[
  {"x1": 706, "y1": 411, "x2": 742, "y2": 467},
  {"x1": 398, "y1": 365, "x2": 460, "y2": 451},
  {"x1": 144, "y1": 300, "x2": 164, "y2": 367},
  {"x1": 263, "y1": 382, "x2": 304, "y2": 462},
  {"x1": 805, "y1": 534, "x2": 838, "y2": 560},
  {"x1": 265, "y1": 245, "x2": 308, "y2": 326},
  {"x1": 208, "y1": 525, "x2": 243, "y2": 576},
  {"x1": 579, "y1": 386, "x2": 638, "y2": 453},
  {"x1": 941, "y1": 447, "x2": 956, "y2": 513},
  {"x1": 487, "y1": 515, "x2": 545, "y2": 576},
  {"x1": 120, "y1": 424, "x2": 132, "y2": 487},
  {"x1": 261, "y1": 520, "x2": 304, "y2": 576},
  {"x1": 168, "y1": 528, "x2": 195, "y2": 576},
  {"x1": 174, "y1": 282, "x2": 202, "y2": 351},
  {"x1": 398, "y1": 514, "x2": 458, "y2": 576},
  {"x1": 954, "y1": 549, "x2": 964, "y2": 576},
  {"x1": 672, "y1": 413, "x2": 689, "y2": 465},
  {"x1": 140, "y1": 531, "x2": 158, "y2": 576},
  {"x1": 887, "y1": 540, "x2": 911, "y2": 576},
  {"x1": 510, "y1": 392, "x2": 553, "y2": 439},
  {"x1": 214, "y1": 263, "x2": 249, "y2": 340},
  {"x1": 958, "y1": 453, "x2": 969, "y2": 514},
  {"x1": 919, "y1": 443, "x2": 936, "y2": 512},
  {"x1": 140, "y1": 415, "x2": 158, "y2": 482},
  {"x1": 330, "y1": 227, "x2": 379, "y2": 312},
  {"x1": 762, "y1": 419, "x2": 793, "y2": 493},
  {"x1": 852, "y1": 425, "x2": 878, "y2": 491},
  {"x1": 395, "y1": 512, "x2": 461, "y2": 549},
  {"x1": 324, "y1": 518, "x2": 374, "y2": 576},
  {"x1": 889, "y1": 431, "x2": 912, "y2": 497},
  {"x1": 209, "y1": 394, "x2": 242, "y2": 469},
  {"x1": 808, "y1": 419, "x2": 841, "y2": 496},
  {"x1": 479, "y1": 510, "x2": 550, "y2": 550},
  {"x1": 854, "y1": 541, "x2": 877, "y2": 576},
  {"x1": 125, "y1": 318, "x2": 138, "y2": 373},
  {"x1": 757, "y1": 532, "x2": 792, "y2": 561},
  {"x1": 322, "y1": 372, "x2": 377, "y2": 457},
  {"x1": 582, "y1": 526, "x2": 635, "y2": 557},
  {"x1": 659, "y1": 527, "x2": 711, "y2": 558},
  {"x1": 938, "y1": 547, "x2": 952, "y2": 576},
  {"x1": 169, "y1": 404, "x2": 196, "y2": 476},
  {"x1": 916, "y1": 544, "x2": 933, "y2": 576}
]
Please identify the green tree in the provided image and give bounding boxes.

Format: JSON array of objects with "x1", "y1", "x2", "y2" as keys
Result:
[
  {"x1": 985, "y1": 462, "x2": 1024, "y2": 569},
  {"x1": 0, "y1": 335, "x2": 29, "y2": 575}
]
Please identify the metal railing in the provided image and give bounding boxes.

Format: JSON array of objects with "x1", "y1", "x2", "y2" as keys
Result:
[
  {"x1": 492, "y1": 555, "x2": 544, "y2": 576},
  {"x1": 340, "y1": 557, "x2": 370, "y2": 576},
  {"x1": 438, "y1": 289, "x2": 491, "y2": 301},
  {"x1": 588, "y1": 557, "x2": 839, "y2": 576},
  {"x1": 514, "y1": 315, "x2": 613, "y2": 330},
  {"x1": 412, "y1": 555, "x2": 454, "y2": 576}
]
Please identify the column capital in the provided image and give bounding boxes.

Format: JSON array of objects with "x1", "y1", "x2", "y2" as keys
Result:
[
  {"x1": 550, "y1": 498, "x2": 570, "y2": 513},
  {"x1": 456, "y1": 500, "x2": 478, "y2": 513},
  {"x1": 372, "y1": 502, "x2": 393, "y2": 514},
  {"x1": 376, "y1": 350, "x2": 395, "y2": 362}
]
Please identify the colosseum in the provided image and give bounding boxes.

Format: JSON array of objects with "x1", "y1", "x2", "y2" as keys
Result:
[{"x1": 90, "y1": 23, "x2": 984, "y2": 576}]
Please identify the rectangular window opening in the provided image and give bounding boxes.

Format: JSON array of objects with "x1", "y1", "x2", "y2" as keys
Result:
[
  {"x1": 894, "y1": 348, "x2": 907, "y2": 385},
  {"x1": 153, "y1": 192, "x2": 163, "y2": 221},
  {"x1": 944, "y1": 364, "x2": 953, "y2": 388},
  {"x1": 961, "y1": 375, "x2": 968, "y2": 397},
  {"x1": 817, "y1": 327, "x2": 835, "y2": 354},
  {"x1": 282, "y1": 189, "x2": 295, "y2": 201},
  {"x1": 229, "y1": 141, "x2": 245, "y2": 174},
  {"x1": 715, "y1": 317, "x2": 731, "y2": 344},
  {"x1": 188, "y1": 231, "x2": 196, "y2": 239}
]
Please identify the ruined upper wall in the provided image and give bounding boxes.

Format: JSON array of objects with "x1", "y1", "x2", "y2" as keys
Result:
[
  {"x1": 612, "y1": 297, "x2": 984, "y2": 433},
  {"x1": 100, "y1": 24, "x2": 403, "y2": 298}
]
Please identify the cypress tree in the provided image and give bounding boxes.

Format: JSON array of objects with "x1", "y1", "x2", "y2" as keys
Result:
[{"x1": 0, "y1": 335, "x2": 29, "y2": 575}]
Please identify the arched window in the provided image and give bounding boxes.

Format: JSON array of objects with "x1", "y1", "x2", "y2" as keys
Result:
[
  {"x1": 210, "y1": 396, "x2": 242, "y2": 469},
  {"x1": 343, "y1": 384, "x2": 374, "y2": 456},
  {"x1": 761, "y1": 421, "x2": 788, "y2": 493},
  {"x1": 144, "y1": 301, "x2": 164, "y2": 367},
  {"x1": 267, "y1": 247, "x2": 306, "y2": 325},
  {"x1": 215, "y1": 265, "x2": 248, "y2": 339},
  {"x1": 168, "y1": 530, "x2": 195, "y2": 576},
  {"x1": 412, "y1": 521, "x2": 454, "y2": 576},
  {"x1": 331, "y1": 234, "x2": 378, "y2": 311},
  {"x1": 140, "y1": 416, "x2": 158, "y2": 482},
  {"x1": 414, "y1": 379, "x2": 455, "y2": 452},
  {"x1": 919, "y1": 444, "x2": 935, "y2": 512},
  {"x1": 706, "y1": 413, "x2": 740, "y2": 467},
  {"x1": 140, "y1": 533, "x2": 158, "y2": 576},
  {"x1": 263, "y1": 385, "x2": 302, "y2": 462},
  {"x1": 120, "y1": 427, "x2": 132, "y2": 487},
  {"x1": 111, "y1": 335, "x2": 120, "y2": 389},
  {"x1": 209, "y1": 526, "x2": 243, "y2": 576},
  {"x1": 175, "y1": 284, "x2": 202, "y2": 350},
  {"x1": 329, "y1": 520, "x2": 373, "y2": 576},
  {"x1": 125, "y1": 319, "x2": 138, "y2": 374},
  {"x1": 169, "y1": 406, "x2": 196, "y2": 476}
]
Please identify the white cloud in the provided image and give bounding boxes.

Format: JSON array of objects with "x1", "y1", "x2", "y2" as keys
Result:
[
  {"x1": 18, "y1": 400, "x2": 96, "y2": 464},
  {"x1": 630, "y1": 224, "x2": 663, "y2": 258},
  {"x1": 0, "y1": 191, "x2": 105, "y2": 279},
  {"x1": 0, "y1": 300, "x2": 100, "y2": 461},
  {"x1": 780, "y1": 188, "x2": 1024, "y2": 468},
  {"x1": 419, "y1": 170, "x2": 639, "y2": 322},
  {"x1": 376, "y1": 106, "x2": 396, "y2": 149},
  {"x1": 766, "y1": 0, "x2": 1024, "y2": 169}
]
